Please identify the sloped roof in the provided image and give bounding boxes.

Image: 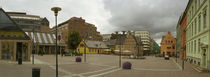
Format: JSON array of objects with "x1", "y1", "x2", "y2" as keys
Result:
[
  {"x1": 0, "y1": 8, "x2": 23, "y2": 31},
  {"x1": 85, "y1": 40, "x2": 109, "y2": 48},
  {"x1": 25, "y1": 32, "x2": 66, "y2": 46},
  {"x1": 0, "y1": 8, "x2": 30, "y2": 40},
  {"x1": 103, "y1": 39, "x2": 116, "y2": 45}
]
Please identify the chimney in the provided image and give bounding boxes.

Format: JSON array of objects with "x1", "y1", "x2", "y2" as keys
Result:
[
  {"x1": 168, "y1": 31, "x2": 171, "y2": 34},
  {"x1": 122, "y1": 31, "x2": 126, "y2": 34},
  {"x1": 115, "y1": 31, "x2": 118, "y2": 34}
]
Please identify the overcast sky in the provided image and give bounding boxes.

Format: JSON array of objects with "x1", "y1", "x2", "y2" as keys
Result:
[{"x1": 0, "y1": 0, "x2": 188, "y2": 44}]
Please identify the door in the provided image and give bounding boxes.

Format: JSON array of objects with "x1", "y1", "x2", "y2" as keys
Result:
[
  {"x1": 202, "y1": 49, "x2": 207, "y2": 68},
  {"x1": 16, "y1": 42, "x2": 22, "y2": 61}
]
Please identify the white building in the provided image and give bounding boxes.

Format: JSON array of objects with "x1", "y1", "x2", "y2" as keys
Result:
[
  {"x1": 134, "y1": 30, "x2": 150, "y2": 55},
  {"x1": 101, "y1": 34, "x2": 111, "y2": 41}
]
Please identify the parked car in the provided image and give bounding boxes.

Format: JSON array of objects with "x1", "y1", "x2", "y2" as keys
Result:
[{"x1": 165, "y1": 55, "x2": 169, "y2": 60}]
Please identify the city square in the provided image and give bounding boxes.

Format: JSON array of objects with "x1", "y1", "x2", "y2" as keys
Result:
[
  {"x1": 0, "y1": 55, "x2": 209, "y2": 77},
  {"x1": 1, "y1": 0, "x2": 210, "y2": 77}
]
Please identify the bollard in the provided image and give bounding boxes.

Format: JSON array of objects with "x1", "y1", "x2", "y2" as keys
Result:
[
  {"x1": 123, "y1": 61, "x2": 132, "y2": 69},
  {"x1": 32, "y1": 68, "x2": 40, "y2": 77},
  {"x1": 18, "y1": 58, "x2": 22, "y2": 65},
  {"x1": 76, "y1": 57, "x2": 81, "y2": 62}
]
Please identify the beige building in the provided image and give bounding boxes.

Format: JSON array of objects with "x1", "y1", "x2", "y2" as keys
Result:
[
  {"x1": 115, "y1": 31, "x2": 143, "y2": 57},
  {"x1": 134, "y1": 30, "x2": 150, "y2": 55}
]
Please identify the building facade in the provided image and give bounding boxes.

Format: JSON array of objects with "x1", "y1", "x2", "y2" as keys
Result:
[
  {"x1": 176, "y1": 20, "x2": 181, "y2": 58},
  {"x1": 177, "y1": 12, "x2": 187, "y2": 59},
  {"x1": 160, "y1": 32, "x2": 176, "y2": 57},
  {"x1": 185, "y1": 0, "x2": 210, "y2": 70},
  {"x1": 114, "y1": 31, "x2": 143, "y2": 57},
  {"x1": 76, "y1": 40, "x2": 109, "y2": 54},
  {"x1": 134, "y1": 30, "x2": 150, "y2": 55},
  {"x1": 51, "y1": 17, "x2": 102, "y2": 44},
  {"x1": 154, "y1": 41, "x2": 160, "y2": 54},
  {"x1": 0, "y1": 8, "x2": 31, "y2": 61},
  {"x1": 7, "y1": 11, "x2": 66, "y2": 55}
]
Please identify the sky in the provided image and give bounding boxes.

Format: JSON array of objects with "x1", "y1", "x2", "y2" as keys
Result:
[{"x1": 0, "y1": 0, "x2": 189, "y2": 44}]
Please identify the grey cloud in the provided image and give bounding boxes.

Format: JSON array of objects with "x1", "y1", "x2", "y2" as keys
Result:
[{"x1": 102, "y1": 0, "x2": 188, "y2": 42}]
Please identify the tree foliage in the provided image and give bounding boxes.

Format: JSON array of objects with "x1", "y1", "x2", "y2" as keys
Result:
[{"x1": 67, "y1": 31, "x2": 82, "y2": 50}]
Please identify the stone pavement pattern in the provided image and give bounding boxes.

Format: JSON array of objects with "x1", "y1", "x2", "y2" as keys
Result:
[{"x1": 0, "y1": 54, "x2": 209, "y2": 77}]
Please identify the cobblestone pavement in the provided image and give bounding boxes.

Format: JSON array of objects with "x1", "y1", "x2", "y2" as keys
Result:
[{"x1": 0, "y1": 54, "x2": 209, "y2": 77}]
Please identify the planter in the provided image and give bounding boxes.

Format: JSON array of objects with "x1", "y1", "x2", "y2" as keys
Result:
[
  {"x1": 123, "y1": 61, "x2": 132, "y2": 69},
  {"x1": 76, "y1": 57, "x2": 82, "y2": 62}
]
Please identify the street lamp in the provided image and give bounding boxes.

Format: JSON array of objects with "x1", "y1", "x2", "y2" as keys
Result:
[{"x1": 51, "y1": 7, "x2": 61, "y2": 77}]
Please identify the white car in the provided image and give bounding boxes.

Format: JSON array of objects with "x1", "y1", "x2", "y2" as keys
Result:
[{"x1": 165, "y1": 55, "x2": 169, "y2": 60}]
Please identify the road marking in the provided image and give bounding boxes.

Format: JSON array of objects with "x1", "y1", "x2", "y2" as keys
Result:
[
  {"x1": 88, "y1": 63, "x2": 117, "y2": 67},
  {"x1": 78, "y1": 66, "x2": 117, "y2": 75},
  {"x1": 133, "y1": 68, "x2": 181, "y2": 71},
  {"x1": 172, "y1": 58, "x2": 182, "y2": 70},
  {"x1": 89, "y1": 68, "x2": 121, "y2": 77},
  {"x1": 33, "y1": 57, "x2": 75, "y2": 77}
]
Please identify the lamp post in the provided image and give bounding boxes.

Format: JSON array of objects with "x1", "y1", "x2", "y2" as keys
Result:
[
  {"x1": 119, "y1": 32, "x2": 122, "y2": 67},
  {"x1": 51, "y1": 7, "x2": 61, "y2": 77},
  {"x1": 32, "y1": 24, "x2": 35, "y2": 64}
]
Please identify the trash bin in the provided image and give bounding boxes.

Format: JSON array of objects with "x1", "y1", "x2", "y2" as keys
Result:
[
  {"x1": 32, "y1": 67, "x2": 40, "y2": 77},
  {"x1": 18, "y1": 58, "x2": 22, "y2": 65}
]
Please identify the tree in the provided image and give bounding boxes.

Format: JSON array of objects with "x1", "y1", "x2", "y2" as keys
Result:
[{"x1": 67, "y1": 31, "x2": 82, "y2": 54}]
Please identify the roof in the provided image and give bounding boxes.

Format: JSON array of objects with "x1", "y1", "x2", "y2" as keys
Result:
[
  {"x1": 103, "y1": 39, "x2": 116, "y2": 45},
  {"x1": 0, "y1": 8, "x2": 30, "y2": 40},
  {"x1": 84, "y1": 40, "x2": 109, "y2": 48},
  {"x1": 25, "y1": 32, "x2": 66, "y2": 46}
]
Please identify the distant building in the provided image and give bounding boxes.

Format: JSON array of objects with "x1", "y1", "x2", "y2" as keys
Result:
[
  {"x1": 114, "y1": 31, "x2": 143, "y2": 57},
  {"x1": 0, "y1": 8, "x2": 31, "y2": 61},
  {"x1": 101, "y1": 34, "x2": 111, "y2": 41},
  {"x1": 160, "y1": 32, "x2": 176, "y2": 57},
  {"x1": 153, "y1": 41, "x2": 160, "y2": 54},
  {"x1": 51, "y1": 17, "x2": 102, "y2": 44},
  {"x1": 76, "y1": 40, "x2": 109, "y2": 54},
  {"x1": 134, "y1": 30, "x2": 150, "y2": 55}
]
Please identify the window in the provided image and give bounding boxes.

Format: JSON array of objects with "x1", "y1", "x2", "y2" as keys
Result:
[
  {"x1": 198, "y1": 14, "x2": 201, "y2": 32},
  {"x1": 198, "y1": 39, "x2": 200, "y2": 53},
  {"x1": 200, "y1": 0, "x2": 204, "y2": 5},
  {"x1": 195, "y1": 0, "x2": 197, "y2": 10},
  {"x1": 194, "y1": 40, "x2": 196, "y2": 54},
  {"x1": 167, "y1": 47, "x2": 171, "y2": 49},
  {"x1": 195, "y1": 18, "x2": 197, "y2": 34},
  {"x1": 203, "y1": 9, "x2": 207, "y2": 29}
]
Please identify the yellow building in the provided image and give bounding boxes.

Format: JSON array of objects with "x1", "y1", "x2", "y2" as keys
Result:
[
  {"x1": 0, "y1": 8, "x2": 31, "y2": 61},
  {"x1": 77, "y1": 40, "x2": 110, "y2": 54}
]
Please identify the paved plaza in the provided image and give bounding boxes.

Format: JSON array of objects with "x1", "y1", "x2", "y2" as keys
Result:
[{"x1": 0, "y1": 54, "x2": 209, "y2": 77}]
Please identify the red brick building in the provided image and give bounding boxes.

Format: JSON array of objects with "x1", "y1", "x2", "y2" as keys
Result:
[
  {"x1": 51, "y1": 17, "x2": 102, "y2": 43},
  {"x1": 180, "y1": 12, "x2": 187, "y2": 59}
]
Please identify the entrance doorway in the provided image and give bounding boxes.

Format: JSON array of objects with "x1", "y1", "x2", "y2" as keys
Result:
[
  {"x1": 16, "y1": 42, "x2": 22, "y2": 61},
  {"x1": 202, "y1": 49, "x2": 207, "y2": 68}
]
